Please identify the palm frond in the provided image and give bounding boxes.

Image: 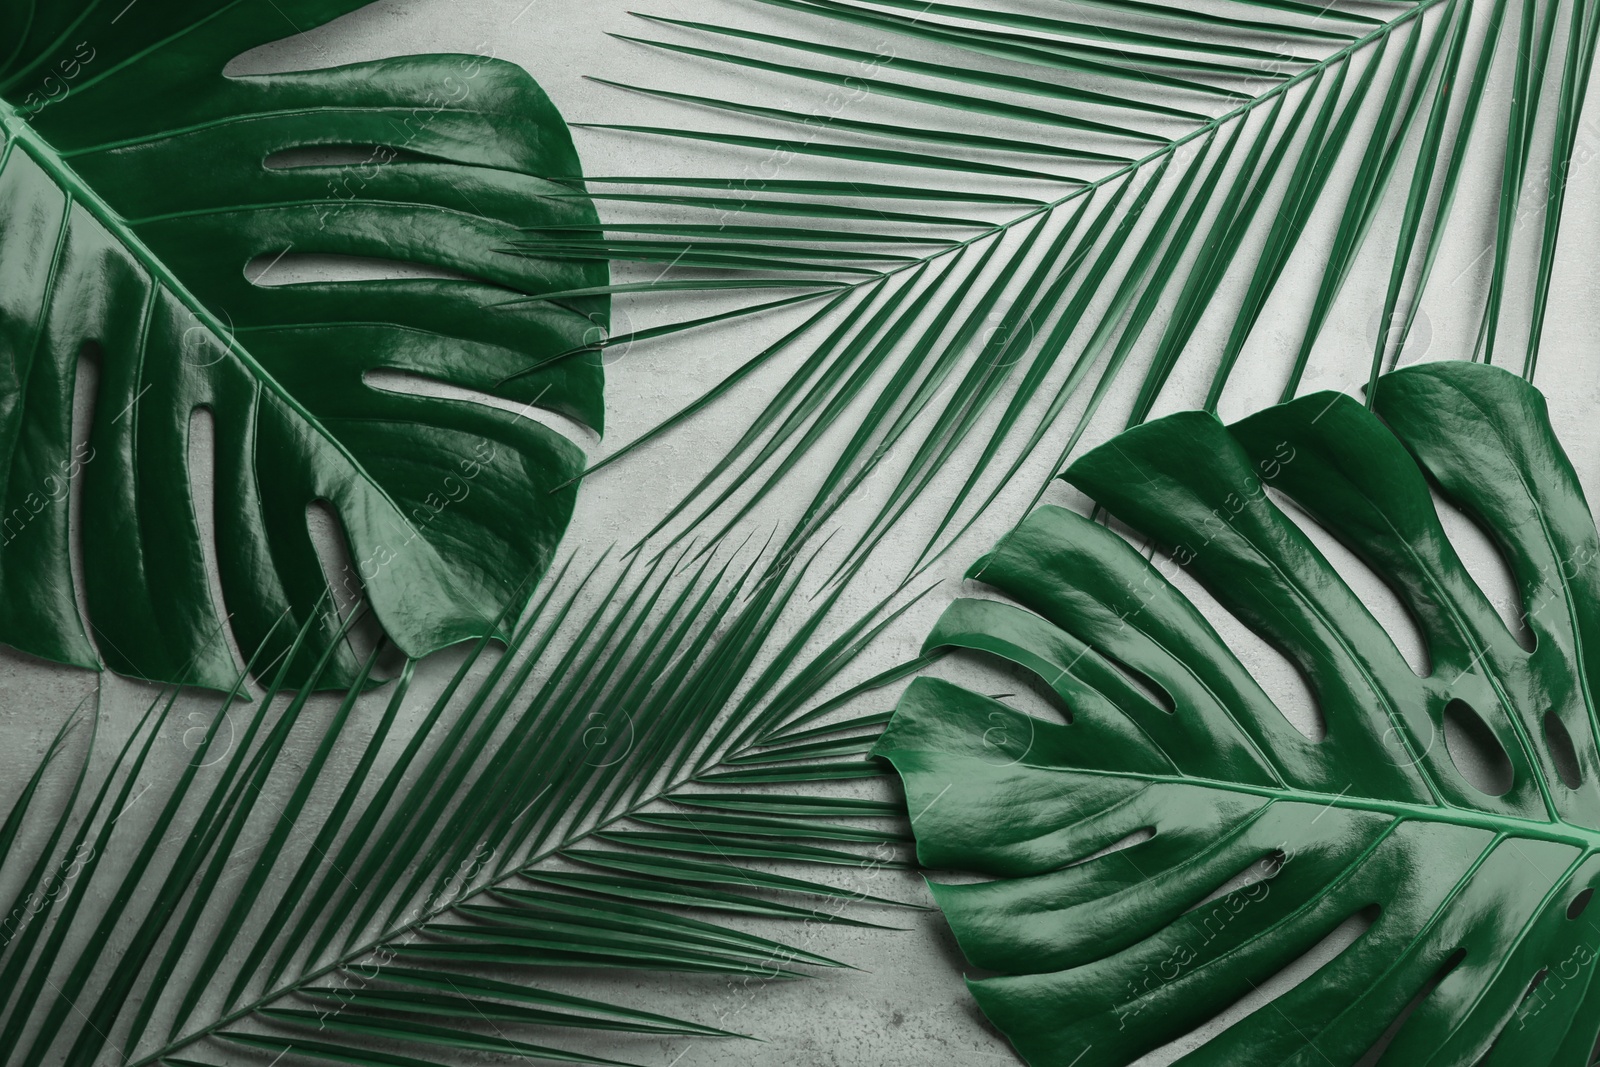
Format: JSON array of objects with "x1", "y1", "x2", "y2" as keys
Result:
[
  {"x1": 0, "y1": 546, "x2": 930, "y2": 1066},
  {"x1": 543, "y1": 0, "x2": 1595, "y2": 581}
]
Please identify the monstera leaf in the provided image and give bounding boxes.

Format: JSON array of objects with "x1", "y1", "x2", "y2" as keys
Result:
[
  {"x1": 0, "y1": 0, "x2": 606, "y2": 689},
  {"x1": 876, "y1": 361, "x2": 1600, "y2": 1065}
]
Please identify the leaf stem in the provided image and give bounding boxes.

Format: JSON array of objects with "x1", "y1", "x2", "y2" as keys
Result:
[
  {"x1": 659, "y1": 0, "x2": 1454, "y2": 317},
  {"x1": 124, "y1": 732, "x2": 857, "y2": 1065},
  {"x1": 0, "y1": 96, "x2": 455, "y2": 588},
  {"x1": 98, "y1": 2, "x2": 1456, "y2": 1059}
]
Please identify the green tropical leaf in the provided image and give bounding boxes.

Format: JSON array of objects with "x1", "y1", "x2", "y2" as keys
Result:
[
  {"x1": 560, "y1": 0, "x2": 1595, "y2": 584},
  {"x1": 0, "y1": 541, "x2": 924, "y2": 1066},
  {"x1": 875, "y1": 361, "x2": 1600, "y2": 1065},
  {"x1": 0, "y1": 0, "x2": 608, "y2": 690}
]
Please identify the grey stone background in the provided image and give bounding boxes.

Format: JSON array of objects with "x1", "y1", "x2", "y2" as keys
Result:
[{"x1": 5, "y1": 0, "x2": 1600, "y2": 1064}]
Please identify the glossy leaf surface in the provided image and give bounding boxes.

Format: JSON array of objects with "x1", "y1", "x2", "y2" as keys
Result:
[
  {"x1": 0, "y1": 0, "x2": 607, "y2": 688},
  {"x1": 878, "y1": 362, "x2": 1600, "y2": 1065}
]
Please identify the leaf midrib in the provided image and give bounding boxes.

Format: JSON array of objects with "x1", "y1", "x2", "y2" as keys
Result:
[
  {"x1": 122, "y1": 729, "x2": 805, "y2": 1066},
  {"x1": 681, "y1": 0, "x2": 1451, "y2": 321},
  {"x1": 1059, "y1": 764, "x2": 1600, "y2": 850},
  {"x1": 0, "y1": 97, "x2": 454, "y2": 580}
]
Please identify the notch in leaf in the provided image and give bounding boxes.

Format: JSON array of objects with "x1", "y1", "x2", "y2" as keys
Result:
[
  {"x1": 877, "y1": 361, "x2": 1600, "y2": 1065},
  {"x1": 0, "y1": 0, "x2": 608, "y2": 689}
]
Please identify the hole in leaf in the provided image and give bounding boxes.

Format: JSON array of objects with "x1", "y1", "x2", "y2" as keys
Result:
[
  {"x1": 1355, "y1": 947, "x2": 1467, "y2": 1066},
  {"x1": 1545, "y1": 711, "x2": 1584, "y2": 789},
  {"x1": 1432, "y1": 489, "x2": 1534, "y2": 652},
  {"x1": 1099, "y1": 648, "x2": 1176, "y2": 714},
  {"x1": 1443, "y1": 699, "x2": 1514, "y2": 796},
  {"x1": 954, "y1": 646, "x2": 1076, "y2": 725},
  {"x1": 246, "y1": 252, "x2": 480, "y2": 288},
  {"x1": 1160, "y1": 562, "x2": 1326, "y2": 741},
  {"x1": 1184, "y1": 850, "x2": 1285, "y2": 915},
  {"x1": 1268, "y1": 488, "x2": 1430, "y2": 678},
  {"x1": 930, "y1": 614, "x2": 1075, "y2": 729},
  {"x1": 188, "y1": 407, "x2": 247, "y2": 676},
  {"x1": 1480, "y1": 968, "x2": 1556, "y2": 1060},
  {"x1": 1569, "y1": 888, "x2": 1594, "y2": 920},
  {"x1": 364, "y1": 369, "x2": 599, "y2": 450},
  {"x1": 306, "y1": 500, "x2": 383, "y2": 662},
  {"x1": 264, "y1": 144, "x2": 435, "y2": 170},
  {"x1": 1066, "y1": 827, "x2": 1155, "y2": 869},
  {"x1": 1131, "y1": 905, "x2": 1379, "y2": 1067},
  {"x1": 66, "y1": 344, "x2": 101, "y2": 635}
]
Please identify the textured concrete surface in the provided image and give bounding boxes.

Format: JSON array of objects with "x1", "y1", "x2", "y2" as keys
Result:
[{"x1": 3, "y1": 1, "x2": 1600, "y2": 1064}]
